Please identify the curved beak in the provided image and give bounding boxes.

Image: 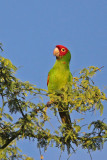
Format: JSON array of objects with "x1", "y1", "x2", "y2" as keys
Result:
[{"x1": 53, "y1": 47, "x2": 60, "y2": 57}]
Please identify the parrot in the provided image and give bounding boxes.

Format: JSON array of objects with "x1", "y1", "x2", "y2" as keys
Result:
[{"x1": 47, "y1": 45, "x2": 73, "y2": 125}]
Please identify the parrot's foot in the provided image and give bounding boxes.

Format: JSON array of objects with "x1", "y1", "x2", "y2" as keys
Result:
[
  {"x1": 46, "y1": 101, "x2": 52, "y2": 107},
  {"x1": 44, "y1": 101, "x2": 52, "y2": 113},
  {"x1": 46, "y1": 100, "x2": 58, "y2": 107}
]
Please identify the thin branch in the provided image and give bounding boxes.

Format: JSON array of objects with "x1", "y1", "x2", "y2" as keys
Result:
[
  {"x1": 59, "y1": 150, "x2": 62, "y2": 160},
  {"x1": 95, "y1": 66, "x2": 104, "y2": 72},
  {"x1": 88, "y1": 149, "x2": 92, "y2": 160},
  {"x1": 0, "y1": 43, "x2": 3, "y2": 51},
  {"x1": 1, "y1": 94, "x2": 5, "y2": 116},
  {"x1": 18, "y1": 105, "x2": 26, "y2": 119},
  {"x1": 67, "y1": 153, "x2": 72, "y2": 160}
]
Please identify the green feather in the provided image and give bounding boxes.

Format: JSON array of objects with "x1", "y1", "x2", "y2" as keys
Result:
[
  {"x1": 48, "y1": 50, "x2": 72, "y2": 125},
  {"x1": 48, "y1": 51, "x2": 72, "y2": 92}
]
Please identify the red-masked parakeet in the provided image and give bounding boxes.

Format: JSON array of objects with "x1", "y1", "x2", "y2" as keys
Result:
[{"x1": 47, "y1": 45, "x2": 73, "y2": 125}]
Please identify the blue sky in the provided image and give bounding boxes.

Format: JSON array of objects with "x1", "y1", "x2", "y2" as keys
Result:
[{"x1": 0, "y1": 0, "x2": 107, "y2": 159}]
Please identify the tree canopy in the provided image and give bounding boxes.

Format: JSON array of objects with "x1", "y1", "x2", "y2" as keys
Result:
[{"x1": 0, "y1": 44, "x2": 107, "y2": 159}]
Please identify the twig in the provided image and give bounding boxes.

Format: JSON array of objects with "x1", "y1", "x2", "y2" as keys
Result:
[
  {"x1": 95, "y1": 66, "x2": 104, "y2": 72},
  {"x1": 38, "y1": 144, "x2": 44, "y2": 160},
  {"x1": 59, "y1": 150, "x2": 62, "y2": 160},
  {"x1": 88, "y1": 149, "x2": 92, "y2": 160}
]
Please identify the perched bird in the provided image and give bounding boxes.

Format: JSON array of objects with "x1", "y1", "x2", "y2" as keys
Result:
[{"x1": 47, "y1": 45, "x2": 73, "y2": 125}]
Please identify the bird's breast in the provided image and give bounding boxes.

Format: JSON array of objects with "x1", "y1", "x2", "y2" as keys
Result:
[{"x1": 48, "y1": 68, "x2": 69, "y2": 92}]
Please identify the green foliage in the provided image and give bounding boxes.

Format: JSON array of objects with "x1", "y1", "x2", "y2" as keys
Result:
[{"x1": 0, "y1": 52, "x2": 107, "y2": 159}]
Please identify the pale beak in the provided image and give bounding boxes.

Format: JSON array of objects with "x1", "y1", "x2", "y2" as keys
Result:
[{"x1": 53, "y1": 47, "x2": 60, "y2": 57}]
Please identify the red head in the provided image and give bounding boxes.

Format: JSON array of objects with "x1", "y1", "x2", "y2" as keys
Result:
[{"x1": 53, "y1": 45, "x2": 69, "y2": 57}]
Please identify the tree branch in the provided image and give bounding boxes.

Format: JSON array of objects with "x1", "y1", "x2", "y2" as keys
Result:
[{"x1": 0, "y1": 129, "x2": 22, "y2": 150}]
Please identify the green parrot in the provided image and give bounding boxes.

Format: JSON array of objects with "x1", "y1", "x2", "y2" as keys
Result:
[{"x1": 47, "y1": 45, "x2": 73, "y2": 125}]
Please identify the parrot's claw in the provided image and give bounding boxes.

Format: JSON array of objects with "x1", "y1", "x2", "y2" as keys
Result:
[{"x1": 46, "y1": 101, "x2": 52, "y2": 107}]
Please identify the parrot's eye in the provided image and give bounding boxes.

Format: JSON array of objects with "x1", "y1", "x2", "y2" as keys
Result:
[{"x1": 61, "y1": 48, "x2": 66, "y2": 52}]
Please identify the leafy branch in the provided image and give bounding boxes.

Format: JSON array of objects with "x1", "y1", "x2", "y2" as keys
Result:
[{"x1": 0, "y1": 54, "x2": 107, "y2": 159}]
